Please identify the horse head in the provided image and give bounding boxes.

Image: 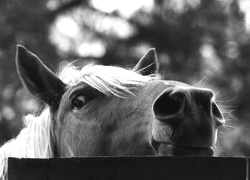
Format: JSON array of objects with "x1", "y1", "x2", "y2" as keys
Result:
[{"x1": 16, "y1": 45, "x2": 224, "y2": 157}]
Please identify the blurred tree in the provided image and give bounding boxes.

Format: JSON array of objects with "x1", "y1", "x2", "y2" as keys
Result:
[{"x1": 0, "y1": 0, "x2": 250, "y2": 156}]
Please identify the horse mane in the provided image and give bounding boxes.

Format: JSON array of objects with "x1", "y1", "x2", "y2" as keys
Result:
[
  {"x1": 59, "y1": 63, "x2": 159, "y2": 97},
  {"x1": 0, "y1": 108, "x2": 53, "y2": 178},
  {"x1": 0, "y1": 63, "x2": 159, "y2": 178}
]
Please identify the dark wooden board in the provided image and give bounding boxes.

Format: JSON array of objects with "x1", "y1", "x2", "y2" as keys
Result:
[{"x1": 8, "y1": 157, "x2": 247, "y2": 180}]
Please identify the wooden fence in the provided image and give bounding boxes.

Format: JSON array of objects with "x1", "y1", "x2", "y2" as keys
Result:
[{"x1": 8, "y1": 157, "x2": 247, "y2": 180}]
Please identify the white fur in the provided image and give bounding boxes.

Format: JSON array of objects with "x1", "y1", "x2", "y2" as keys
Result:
[{"x1": 59, "y1": 64, "x2": 159, "y2": 97}]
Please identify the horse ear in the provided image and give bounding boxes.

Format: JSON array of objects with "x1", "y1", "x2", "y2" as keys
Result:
[
  {"x1": 16, "y1": 45, "x2": 66, "y2": 108},
  {"x1": 133, "y1": 48, "x2": 159, "y2": 75}
]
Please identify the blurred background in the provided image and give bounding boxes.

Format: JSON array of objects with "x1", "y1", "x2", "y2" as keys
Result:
[{"x1": 0, "y1": 0, "x2": 250, "y2": 156}]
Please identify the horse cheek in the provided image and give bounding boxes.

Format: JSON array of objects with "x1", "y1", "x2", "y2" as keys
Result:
[{"x1": 101, "y1": 98, "x2": 154, "y2": 156}]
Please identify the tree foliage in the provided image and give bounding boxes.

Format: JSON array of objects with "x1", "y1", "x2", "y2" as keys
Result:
[{"x1": 0, "y1": 0, "x2": 249, "y2": 156}]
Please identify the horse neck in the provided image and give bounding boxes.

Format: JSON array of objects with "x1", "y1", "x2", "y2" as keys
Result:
[{"x1": 0, "y1": 108, "x2": 54, "y2": 178}]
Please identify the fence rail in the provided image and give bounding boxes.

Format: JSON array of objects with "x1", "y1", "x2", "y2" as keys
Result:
[{"x1": 8, "y1": 157, "x2": 247, "y2": 180}]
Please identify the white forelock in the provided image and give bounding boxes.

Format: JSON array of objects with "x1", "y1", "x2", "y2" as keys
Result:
[{"x1": 59, "y1": 63, "x2": 159, "y2": 97}]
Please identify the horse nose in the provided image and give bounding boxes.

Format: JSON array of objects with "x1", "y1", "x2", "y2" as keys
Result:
[
  {"x1": 153, "y1": 88, "x2": 225, "y2": 127},
  {"x1": 191, "y1": 88, "x2": 225, "y2": 127},
  {"x1": 153, "y1": 89, "x2": 185, "y2": 121}
]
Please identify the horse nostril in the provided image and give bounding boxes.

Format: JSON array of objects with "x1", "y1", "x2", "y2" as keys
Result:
[
  {"x1": 153, "y1": 89, "x2": 185, "y2": 121},
  {"x1": 212, "y1": 103, "x2": 225, "y2": 127}
]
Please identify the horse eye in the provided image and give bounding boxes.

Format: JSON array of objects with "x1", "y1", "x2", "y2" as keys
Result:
[{"x1": 72, "y1": 95, "x2": 87, "y2": 109}]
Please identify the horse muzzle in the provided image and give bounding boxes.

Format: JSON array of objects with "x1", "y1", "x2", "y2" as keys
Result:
[
  {"x1": 151, "y1": 139, "x2": 214, "y2": 156},
  {"x1": 151, "y1": 87, "x2": 224, "y2": 157}
]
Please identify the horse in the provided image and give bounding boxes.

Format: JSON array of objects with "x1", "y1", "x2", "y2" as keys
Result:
[{"x1": 0, "y1": 45, "x2": 225, "y2": 179}]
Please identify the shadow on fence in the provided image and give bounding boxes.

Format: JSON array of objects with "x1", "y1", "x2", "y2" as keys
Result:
[{"x1": 8, "y1": 157, "x2": 248, "y2": 180}]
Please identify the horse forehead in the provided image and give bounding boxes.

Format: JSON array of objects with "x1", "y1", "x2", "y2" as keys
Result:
[
  {"x1": 150, "y1": 80, "x2": 192, "y2": 91},
  {"x1": 162, "y1": 80, "x2": 192, "y2": 88},
  {"x1": 151, "y1": 80, "x2": 213, "y2": 98}
]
